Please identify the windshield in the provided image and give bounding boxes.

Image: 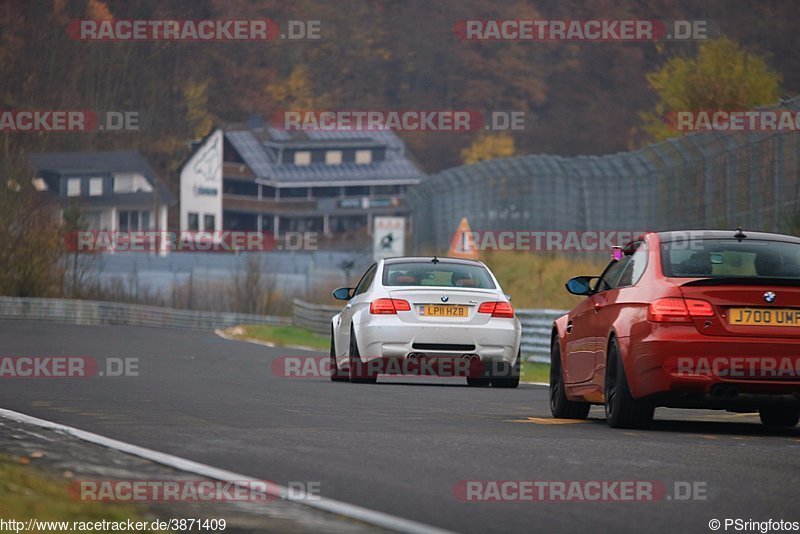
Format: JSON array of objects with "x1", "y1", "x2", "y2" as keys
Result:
[
  {"x1": 661, "y1": 239, "x2": 800, "y2": 279},
  {"x1": 383, "y1": 262, "x2": 496, "y2": 289}
]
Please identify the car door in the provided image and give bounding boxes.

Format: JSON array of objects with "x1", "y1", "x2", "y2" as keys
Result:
[
  {"x1": 337, "y1": 263, "x2": 377, "y2": 359},
  {"x1": 591, "y1": 242, "x2": 648, "y2": 384},
  {"x1": 572, "y1": 254, "x2": 633, "y2": 385}
]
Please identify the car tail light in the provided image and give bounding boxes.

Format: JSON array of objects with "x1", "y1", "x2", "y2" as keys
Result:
[
  {"x1": 478, "y1": 301, "x2": 515, "y2": 318},
  {"x1": 648, "y1": 298, "x2": 714, "y2": 322},
  {"x1": 369, "y1": 298, "x2": 411, "y2": 314}
]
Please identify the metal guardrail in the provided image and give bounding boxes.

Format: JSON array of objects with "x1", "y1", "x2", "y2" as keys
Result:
[
  {"x1": 0, "y1": 297, "x2": 288, "y2": 331},
  {"x1": 292, "y1": 299, "x2": 565, "y2": 363},
  {"x1": 292, "y1": 299, "x2": 340, "y2": 336},
  {"x1": 515, "y1": 309, "x2": 566, "y2": 363}
]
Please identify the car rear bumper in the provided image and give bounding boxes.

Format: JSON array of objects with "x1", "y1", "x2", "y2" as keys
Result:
[
  {"x1": 355, "y1": 316, "x2": 521, "y2": 365},
  {"x1": 627, "y1": 326, "x2": 800, "y2": 406}
]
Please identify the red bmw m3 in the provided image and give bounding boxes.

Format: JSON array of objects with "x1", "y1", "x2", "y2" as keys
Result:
[{"x1": 550, "y1": 230, "x2": 800, "y2": 429}]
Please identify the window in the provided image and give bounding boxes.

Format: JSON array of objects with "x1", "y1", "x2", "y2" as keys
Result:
[
  {"x1": 312, "y1": 186, "x2": 340, "y2": 197},
  {"x1": 89, "y1": 177, "x2": 103, "y2": 196},
  {"x1": 618, "y1": 244, "x2": 648, "y2": 287},
  {"x1": 596, "y1": 257, "x2": 632, "y2": 292},
  {"x1": 119, "y1": 210, "x2": 150, "y2": 231},
  {"x1": 344, "y1": 186, "x2": 369, "y2": 196},
  {"x1": 355, "y1": 149, "x2": 372, "y2": 164},
  {"x1": 382, "y1": 262, "x2": 496, "y2": 289},
  {"x1": 294, "y1": 151, "x2": 311, "y2": 165},
  {"x1": 223, "y1": 179, "x2": 258, "y2": 196},
  {"x1": 113, "y1": 173, "x2": 152, "y2": 193},
  {"x1": 662, "y1": 239, "x2": 800, "y2": 279},
  {"x1": 354, "y1": 264, "x2": 378, "y2": 296},
  {"x1": 325, "y1": 150, "x2": 343, "y2": 165},
  {"x1": 67, "y1": 178, "x2": 81, "y2": 196},
  {"x1": 373, "y1": 184, "x2": 399, "y2": 195},
  {"x1": 118, "y1": 211, "x2": 128, "y2": 231},
  {"x1": 280, "y1": 187, "x2": 308, "y2": 198},
  {"x1": 594, "y1": 242, "x2": 647, "y2": 291},
  {"x1": 188, "y1": 212, "x2": 199, "y2": 231},
  {"x1": 204, "y1": 214, "x2": 216, "y2": 231}
]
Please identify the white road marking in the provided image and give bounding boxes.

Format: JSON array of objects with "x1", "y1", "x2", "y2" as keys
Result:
[{"x1": 0, "y1": 408, "x2": 452, "y2": 534}]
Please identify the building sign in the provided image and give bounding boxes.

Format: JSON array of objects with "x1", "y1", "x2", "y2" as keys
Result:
[
  {"x1": 180, "y1": 129, "x2": 223, "y2": 231},
  {"x1": 339, "y1": 197, "x2": 400, "y2": 209},
  {"x1": 373, "y1": 216, "x2": 405, "y2": 261}
]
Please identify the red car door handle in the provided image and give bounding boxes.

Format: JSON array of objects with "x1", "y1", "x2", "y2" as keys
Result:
[{"x1": 566, "y1": 321, "x2": 573, "y2": 333}]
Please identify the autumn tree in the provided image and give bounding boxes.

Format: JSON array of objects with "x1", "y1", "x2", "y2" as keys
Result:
[
  {"x1": 0, "y1": 148, "x2": 66, "y2": 297},
  {"x1": 641, "y1": 37, "x2": 782, "y2": 141},
  {"x1": 460, "y1": 134, "x2": 515, "y2": 164}
]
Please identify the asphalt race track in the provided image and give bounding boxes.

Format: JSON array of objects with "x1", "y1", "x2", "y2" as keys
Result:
[{"x1": 1, "y1": 320, "x2": 799, "y2": 533}]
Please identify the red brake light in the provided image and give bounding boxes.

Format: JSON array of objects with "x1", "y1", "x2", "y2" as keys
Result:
[
  {"x1": 369, "y1": 298, "x2": 410, "y2": 314},
  {"x1": 648, "y1": 298, "x2": 713, "y2": 322},
  {"x1": 685, "y1": 299, "x2": 714, "y2": 317},
  {"x1": 478, "y1": 301, "x2": 515, "y2": 318}
]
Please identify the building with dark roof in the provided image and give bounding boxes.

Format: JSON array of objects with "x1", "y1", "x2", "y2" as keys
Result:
[
  {"x1": 28, "y1": 150, "x2": 175, "y2": 234},
  {"x1": 179, "y1": 124, "x2": 425, "y2": 247}
]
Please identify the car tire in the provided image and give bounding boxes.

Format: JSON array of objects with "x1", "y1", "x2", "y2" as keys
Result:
[
  {"x1": 604, "y1": 337, "x2": 653, "y2": 429},
  {"x1": 758, "y1": 407, "x2": 800, "y2": 427},
  {"x1": 349, "y1": 326, "x2": 377, "y2": 384},
  {"x1": 329, "y1": 327, "x2": 349, "y2": 382},
  {"x1": 491, "y1": 350, "x2": 521, "y2": 389},
  {"x1": 549, "y1": 338, "x2": 590, "y2": 419}
]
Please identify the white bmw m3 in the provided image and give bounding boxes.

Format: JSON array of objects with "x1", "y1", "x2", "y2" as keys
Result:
[{"x1": 329, "y1": 257, "x2": 522, "y2": 387}]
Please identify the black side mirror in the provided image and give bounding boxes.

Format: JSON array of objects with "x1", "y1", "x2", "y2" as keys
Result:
[
  {"x1": 332, "y1": 287, "x2": 353, "y2": 301},
  {"x1": 565, "y1": 276, "x2": 597, "y2": 296}
]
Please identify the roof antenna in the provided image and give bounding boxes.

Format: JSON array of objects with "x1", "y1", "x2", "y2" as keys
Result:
[
  {"x1": 734, "y1": 227, "x2": 747, "y2": 241},
  {"x1": 431, "y1": 256, "x2": 439, "y2": 264}
]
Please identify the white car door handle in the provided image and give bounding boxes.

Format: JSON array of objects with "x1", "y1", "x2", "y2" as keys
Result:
[{"x1": 346, "y1": 303, "x2": 352, "y2": 309}]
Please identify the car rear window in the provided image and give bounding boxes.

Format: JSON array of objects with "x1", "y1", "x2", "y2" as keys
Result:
[
  {"x1": 383, "y1": 262, "x2": 496, "y2": 289},
  {"x1": 661, "y1": 239, "x2": 800, "y2": 279}
]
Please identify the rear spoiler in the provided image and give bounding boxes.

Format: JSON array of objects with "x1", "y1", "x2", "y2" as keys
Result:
[{"x1": 680, "y1": 277, "x2": 800, "y2": 287}]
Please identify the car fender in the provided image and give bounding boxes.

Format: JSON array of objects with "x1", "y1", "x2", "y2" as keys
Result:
[
  {"x1": 551, "y1": 314, "x2": 569, "y2": 365},
  {"x1": 603, "y1": 331, "x2": 646, "y2": 399}
]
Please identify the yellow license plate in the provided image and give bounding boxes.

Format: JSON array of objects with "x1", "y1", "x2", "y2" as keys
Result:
[
  {"x1": 419, "y1": 305, "x2": 468, "y2": 317},
  {"x1": 729, "y1": 308, "x2": 800, "y2": 326}
]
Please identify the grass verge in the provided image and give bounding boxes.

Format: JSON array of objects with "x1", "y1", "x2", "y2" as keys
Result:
[
  {"x1": 227, "y1": 324, "x2": 330, "y2": 351},
  {"x1": 521, "y1": 361, "x2": 550, "y2": 384},
  {"x1": 0, "y1": 456, "x2": 163, "y2": 531}
]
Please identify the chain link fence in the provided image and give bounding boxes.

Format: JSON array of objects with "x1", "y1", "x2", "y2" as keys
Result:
[{"x1": 410, "y1": 98, "x2": 800, "y2": 252}]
